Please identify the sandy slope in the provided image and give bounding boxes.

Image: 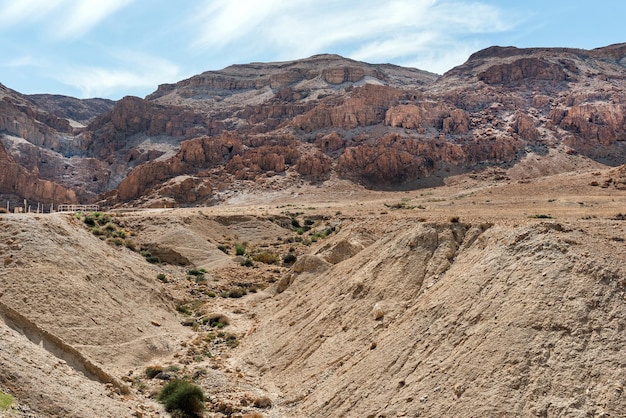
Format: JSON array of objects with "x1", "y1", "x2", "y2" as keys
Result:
[{"x1": 0, "y1": 165, "x2": 624, "y2": 417}]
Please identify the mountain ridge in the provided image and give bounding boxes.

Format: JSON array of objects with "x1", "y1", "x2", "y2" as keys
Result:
[{"x1": 1, "y1": 43, "x2": 625, "y2": 208}]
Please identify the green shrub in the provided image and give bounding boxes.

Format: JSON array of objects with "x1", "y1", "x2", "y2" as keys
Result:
[
  {"x1": 235, "y1": 242, "x2": 247, "y2": 256},
  {"x1": 176, "y1": 303, "x2": 192, "y2": 315},
  {"x1": 157, "y1": 380, "x2": 204, "y2": 417},
  {"x1": 283, "y1": 253, "x2": 297, "y2": 264},
  {"x1": 145, "y1": 365, "x2": 163, "y2": 379},
  {"x1": 187, "y1": 268, "x2": 204, "y2": 276},
  {"x1": 217, "y1": 244, "x2": 229, "y2": 254},
  {"x1": 157, "y1": 273, "x2": 168, "y2": 283},
  {"x1": 141, "y1": 250, "x2": 160, "y2": 264},
  {"x1": 0, "y1": 390, "x2": 14, "y2": 411}
]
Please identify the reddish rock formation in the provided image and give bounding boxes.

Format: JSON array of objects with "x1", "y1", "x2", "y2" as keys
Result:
[
  {"x1": 384, "y1": 102, "x2": 469, "y2": 135},
  {"x1": 2, "y1": 44, "x2": 626, "y2": 207},
  {"x1": 514, "y1": 112, "x2": 540, "y2": 142},
  {"x1": 0, "y1": 140, "x2": 77, "y2": 206},
  {"x1": 116, "y1": 134, "x2": 243, "y2": 201},
  {"x1": 478, "y1": 58, "x2": 570, "y2": 85},
  {"x1": 295, "y1": 151, "x2": 333, "y2": 181}
]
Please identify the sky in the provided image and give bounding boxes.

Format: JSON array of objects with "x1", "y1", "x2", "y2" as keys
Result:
[{"x1": 0, "y1": 0, "x2": 623, "y2": 100}]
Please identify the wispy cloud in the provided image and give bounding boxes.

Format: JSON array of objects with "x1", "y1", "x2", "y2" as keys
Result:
[
  {"x1": 0, "y1": 0, "x2": 133, "y2": 38},
  {"x1": 55, "y1": 53, "x2": 181, "y2": 98},
  {"x1": 188, "y1": 0, "x2": 513, "y2": 73},
  {"x1": 2, "y1": 55, "x2": 44, "y2": 68}
]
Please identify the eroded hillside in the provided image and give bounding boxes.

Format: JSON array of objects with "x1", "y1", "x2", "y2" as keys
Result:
[
  {"x1": 1, "y1": 166, "x2": 624, "y2": 417},
  {"x1": 1, "y1": 44, "x2": 625, "y2": 209}
]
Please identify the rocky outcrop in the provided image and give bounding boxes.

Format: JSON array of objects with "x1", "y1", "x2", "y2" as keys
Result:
[
  {"x1": 0, "y1": 140, "x2": 77, "y2": 206},
  {"x1": 293, "y1": 85, "x2": 408, "y2": 132},
  {"x1": 148, "y1": 54, "x2": 437, "y2": 102},
  {"x1": 295, "y1": 151, "x2": 333, "y2": 181},
  {"x1": 27, "y1": 94, "x2": 114, "y2": 125},
  {"x1": 116, "y1": 134, "x2": 243, "y2": 201},
  {"x1": 3, "y1": 44, "x2": 626, "y2": 206},
  {"x1": 478, "y1": 58, "x2": 570, "y2": 85},
  {"x1": 85, "y1": 96, "x2": 208, "y2": 159},
  {"x1": 514, "y1": 112, "x2": 540, "y2": 142},
  {"x1": 0, "y1": 92, "x2": 72, "y2": 151},
  {"x1": 384, "y1": 102, "x2": 470, "y2": 134}
]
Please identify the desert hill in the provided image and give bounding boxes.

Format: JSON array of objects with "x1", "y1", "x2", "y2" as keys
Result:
[
  {"x1": 0, "y1": 43, "x2": 625, "y2": 417},
  {"x1": 1, "y1": 44, "x2": 625, "y2": 209},
  {"x1": 1, "y1": 165, "x2": 625, "y2": 417}
]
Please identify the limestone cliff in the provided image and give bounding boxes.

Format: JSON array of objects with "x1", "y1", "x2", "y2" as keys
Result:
[{"x1": 2, "y1": 45, "x2": 626, "y2": 206}]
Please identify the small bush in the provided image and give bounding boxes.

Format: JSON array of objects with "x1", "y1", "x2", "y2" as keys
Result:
[
  {"x1": 157, "y1": 273, "x2": 168, "y2": 283},
  {"x1": 530, "y1": 214, "x2": 552, "y2": 219},
  {"x1": 227, "y1": 287, "x2": 247, "y2": 298},
  {"x1": 157, "y1": 380, "x2": 204, "y2": 417},
  {"x1": 450, "y1": 216, "x2": 460, "y2": 223},
  {"x1": 225, "y1": 334, "x2": 239, "y2": 348},
  {"x1": 187, "y1": 268, "x2": 205, "y2": 276},
  {"x1": 235, "y1": 242, "x2": 247, "y2": 256},
  {"x1": 252, "y1": 252, "x2": 279, "y2": 265},
  {"x1": 291, "y1": 218, "x2": 301, "y2": 228},
  {"x1": 107, "y1": 237, "x2": 124, "y2": 246},
  {"x1": 0, "y1": 390, "x2": 15, "y2": 411},
  {"x1": 145, "y1": 365, "x2": 163, "y2": 379},
  {"x1": 217, "y1": 244, "x2": 229, "y2": 254},
  {"x1": 283, "y1": 253, "x2": 297, "y2": 264},
  {"x1": 141, "y1": 250, "x2": 160, "y2": 264},
  {"x1": 176, "y1": 303, "x2": 192, "y2": 315},
  {"x1": 240, "y1": 257, "x2": 254, "y2": 267}
]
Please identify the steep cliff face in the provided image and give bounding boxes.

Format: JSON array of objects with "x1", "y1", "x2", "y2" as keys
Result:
[
  {"x1": 0, "y1": 139, "x2": 77, "y2": 207},
  {"x1": 27, "y1": 94, "x2": 114, "y2": 126},
  {"x1": 2, "y1": 45, "x2": 626, "y2": 206},
  {"x1": 105, "y1": 44, "x2": 626, "y2": 206}
]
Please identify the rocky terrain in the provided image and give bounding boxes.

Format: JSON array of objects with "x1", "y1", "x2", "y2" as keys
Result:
[
  {"x1": 1, "y1": 165, "x2": 625, "y2": 417},
  {"x1": 0, "y1": 43, "x2": 625, "y2": 417},
  {"x1": 1, "y1": 44, "x2": 625, "y2": 209}
]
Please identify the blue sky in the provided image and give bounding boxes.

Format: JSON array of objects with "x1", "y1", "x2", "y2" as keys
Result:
[{"x1": 0, "y1": 0, "x2": 623, "y2": 100}]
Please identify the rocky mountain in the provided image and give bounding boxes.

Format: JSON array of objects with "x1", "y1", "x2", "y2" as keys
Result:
[{"x1": 1, "y1": 45, "x2": 625, "y2": 208}]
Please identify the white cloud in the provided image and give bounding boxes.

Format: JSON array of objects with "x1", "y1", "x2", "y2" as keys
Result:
[
  {"x1": 56, "y1": 53, "x2": 180, "y2": 98},
  {"x1": 0, "y1": 0, "x2": 133, "y2": 38},
  {"x1": 188, "y1": 0, "x2": 512, "y2": 73},
  {"x1": 54, "y1": 0, "x2": 134, "y2": 39},
  {"x1": 2, "y1": 55, "x2": 43, "y2": 68}
]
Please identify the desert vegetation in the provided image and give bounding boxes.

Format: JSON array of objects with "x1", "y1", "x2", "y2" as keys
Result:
[{"x1": 157, "y1": 380, "x2": 205, "y2": 418}]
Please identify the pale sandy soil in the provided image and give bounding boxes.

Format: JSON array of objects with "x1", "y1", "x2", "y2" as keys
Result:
[{"x1": 0, "y1": 165, "x2": 624, "y2": 417}]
